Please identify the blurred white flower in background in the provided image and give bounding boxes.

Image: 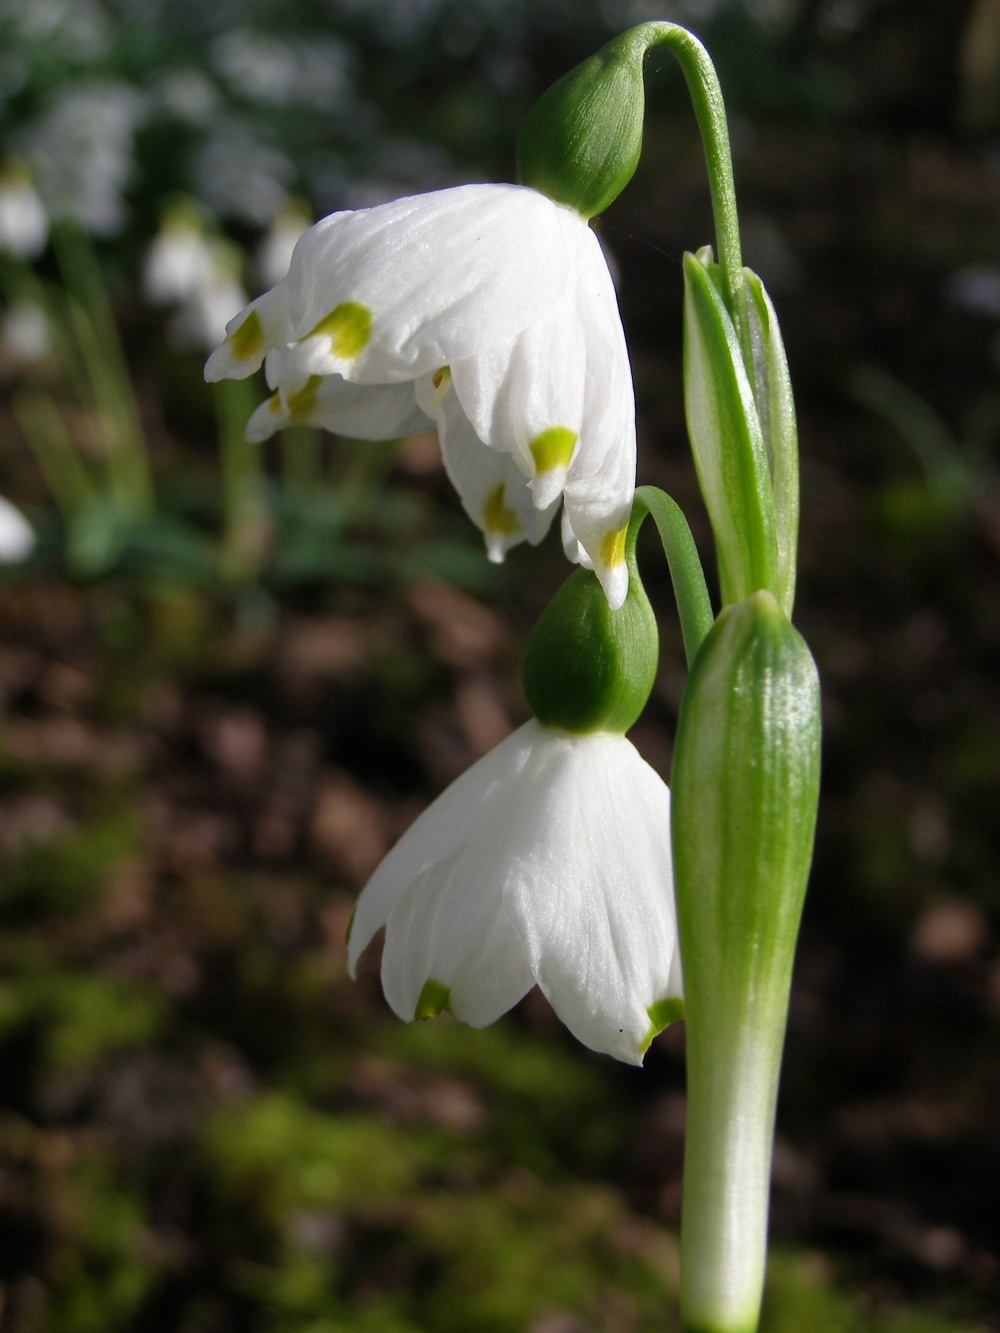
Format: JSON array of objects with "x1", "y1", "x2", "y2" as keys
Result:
[
  {"x1": 0, "y1": 300, "x2": 53, "y2": 366},
  {"x1": 0, "y1": 161, "x2": 49, "y2": 258},
  {"x1": 2, "y1": 0, "x2": 111, "y2": 63},
  {"x1": 0, "y1": 495, "x2": 35, "y2": 564},
  {"x1": 143, "y1": 205, "x2": 216, "y2": 306},
  {"x1": 946, "y1": 263, "x2": 1000, "y2": 320},
  {"x1": 20, "y1": 82, "x2": 145, "y2": 236},
  {"x1": 348, "y1": 720, "x2": 683, "y2": 1064},
  {"x1": 256, "y1": 198, "x2": 312, "y2": 287},
  {"x1": 151, "y1": 67, "x2": 222, "y2": 127},
  {"x1": 193, "y1": 124, "x2": 294, "y2": 226},
  {"x1": 144, "y1": 206, "x2": 247, "y2": 353},
  {"x1": 211, "y1": 29, "x2": 352, "y2": 112}
]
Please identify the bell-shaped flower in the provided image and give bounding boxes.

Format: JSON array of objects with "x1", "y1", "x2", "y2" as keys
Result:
[
  {"x1": 145, "y1": 207, "x2": 247, "y2": 354},
  {"x1": 0, "y1": 161, "x2": 48, "y2": 259},
  {"x1": 0, "y1": 495, "x2": 35, "y2": 564},
  {"x1": 347, "y1": 719, "x2": 682, "y2": 1064},
  {"x1": 205, "y1": 183, "x2": 636, "y2": 607}
]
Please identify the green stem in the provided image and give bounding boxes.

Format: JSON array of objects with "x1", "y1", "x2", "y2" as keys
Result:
[
  {"x1": 215, "y1": 378, "x2": 270, "y2": 584},
  {"x1": 281, "y1": 425, "x2": 323, "y2": 494},
  {"x1": 633, "y1": 23, "x2": 747, "y2": 347},
  {"x1": 12, "y1": 391, "x2": 96, "y2": 520},
  {"x1": 626, "y1": 484, "x2": 714, "y2": 668},
  {"x1": 51, "y1": 222, "x2": 154, "y2": 515}
]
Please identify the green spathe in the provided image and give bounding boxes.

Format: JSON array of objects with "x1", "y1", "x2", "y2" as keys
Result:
[
  {"x1": 521, "y1": 549, "x2": 657, "y2": 735},
  {"x1": 516, "y1": 28, "x2": 646, "y2": 220},
  {"x1": 682, "y1": 250, "x2": 777, "y2": 609},
  {"x1": 671, "y1": 591, "x2": 821, "y2": 1333}
]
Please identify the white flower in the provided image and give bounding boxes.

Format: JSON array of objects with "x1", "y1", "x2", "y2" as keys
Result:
[
  {"x1": 205, "y1": 183, "x2": 637, "y2": 607},
  {"x1": 0, "y1": 495, "x2": 35, "y2": 564},
  {"x1": 347, "y1": 720, "x2": 682, "y2": 1065},
  {"x1": 143, "y1": 210, "x2": 215, "y2": 306},
  {"x1": 145, "y1": 212, "x2": 247, "y2": 353},
  {"x1": 167, "y1": 247, "x2": 247, "y2": 353},
  {"x1": 0, "y1": 300, "x2": 52, "y2": 365},
  {"x1": 0, "y1": 162, "x2": 49, "y2": 259},
  {"x1": 22, "y1": 82, "x2": 144, "y2": 236},
  {"x1": 256, "y1": 198, "x2": 312, "y2": 288}
]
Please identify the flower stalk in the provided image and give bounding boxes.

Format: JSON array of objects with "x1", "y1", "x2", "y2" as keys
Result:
[
  {"x1": 672, "y1": 593, "x2": 820, "y2": 1332},
  {"x1": 519, "y1": 23, "x2": 821, "y2": 1330}
]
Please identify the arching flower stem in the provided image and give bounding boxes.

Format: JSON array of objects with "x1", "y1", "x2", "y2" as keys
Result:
[
  {"x1": 626, "y1": 484, "x2": 714, "y2": 670},
  {"x1": 631, "y1": 23, "x2": 749, "y2": 360}
]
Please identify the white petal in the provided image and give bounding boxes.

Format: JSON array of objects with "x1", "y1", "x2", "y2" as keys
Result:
[
  {"x1": 245, "y1": 391, "x2": 289, "y2": 443},
  {"x1": 503, "y1": 730, "x2": 679, "y2": 1064},
  {"x1": 416, "y1": 374, "x2": 558, "y2": 562},
  {"x1": 380, "y1": 847, "x2": 534, "y2": 1027},
  {"x1": 280, "y1": 184, "x2": 582, "y2": 382},
  {"x1": 561, "y1": 413, "x2": 634, "y2": 610},
  {"x1": 347, "y1": 722, "x2": 539, "y2": 975},
  {"x1": 449, "y1": 294, "x2": 587, "y2": 501},
  {"x1": 312, "y1": 377, "x2": 433, "y2": 439},
  {"x1": 204, "y1": 284, "x2": 289, "y2": 381},
  {"x1": 558, "y1": 240, "x2": 636, "y2": 609}
]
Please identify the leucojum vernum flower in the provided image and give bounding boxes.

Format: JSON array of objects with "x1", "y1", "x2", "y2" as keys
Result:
[{"x1": 205, "y1": 22, "x2": 821, "y2": 1333}]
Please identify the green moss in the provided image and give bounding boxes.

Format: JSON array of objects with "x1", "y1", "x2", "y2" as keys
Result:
[
  {"x1": 0, "y1": 807, "x2": 140, "y2": 920},
  {"x1": 202, "y1": 1092, "x2": 451, "y2": 1218}
]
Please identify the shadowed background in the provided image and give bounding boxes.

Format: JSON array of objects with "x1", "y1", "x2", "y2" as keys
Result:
[{"x1": 2, "y1": 1, "x2": 1000, "y2": 1329}]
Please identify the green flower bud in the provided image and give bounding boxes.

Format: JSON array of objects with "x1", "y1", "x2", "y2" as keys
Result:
[
  {"x1": 522, "y1": 548, "x2": 658, "y2": 735},
  {"x1": 671, "y1": 590, "x2": 821, "y2": 1333},
  {"x1": 516, "y1": 28, "x2": 649, "y2": 220}
]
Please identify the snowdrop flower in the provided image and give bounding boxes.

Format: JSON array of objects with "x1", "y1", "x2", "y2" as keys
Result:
[
  {"x1": 143, "y1": 206, "x2": 215, "y2": 306},
  {"x1": 168, "y1": 240, "x2": 247, "y2": 353},
  {"x1": 205, "y1": 183, "x2": 636, "y2": 607},
  {"x1": 349, "y1": 542, "x2": 682, "y2": 1065},
  {"x1": 0, "y1": 495, "x2": 35, "y2": 563},
  {"x1": 23, "y1": 82, "x2": 144, "y2": 236},
  {"x1": 348, "y1": 719, "x2": 681, "y2": 1064},
  {"x1": 0, "y1": 161, "x2": 48, "y2": 258},
  {"x1": 145, "y1": 209, "x2": 247, "y2": 353},
  {"x1": 0, "y1": 299, "x2": 52, "y2": 365},
  {"x1": 256, "y1": 198, "x2": 312, "y2": 288}
]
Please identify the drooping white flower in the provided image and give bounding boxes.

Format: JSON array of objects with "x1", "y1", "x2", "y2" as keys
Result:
[
  {"x1": 144, "y1": 209, "x2": 247, "y2": 353},
  {"x1": 143, "y1": 207, "x2": 216, "y2": 306},
  {"x1": 0, "y1": 162, "x2": 49, "y2": 259},
  {"x1": 347, "y1": 719, "x2": 682, "y2": 1065},
  {"x1": 0, "y1": 495, "x2": 35, "y2": 564},
  {"x1": 167, "y1": 241, "x2": 247, "y2": 353},
  {"x1": 0, "y1": 300, "x2": 52, "y2": 365},
  {"x1": 256, "y1": 198, "x2": 312, "y2": 288},
  {"x1": 205, "y1": 183, "x2": 636, "y2": 607}
]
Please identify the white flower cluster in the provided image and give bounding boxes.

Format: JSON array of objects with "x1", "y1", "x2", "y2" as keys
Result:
[{"x1": 205, "y1": 183, "x2": 637, "y2": 609}]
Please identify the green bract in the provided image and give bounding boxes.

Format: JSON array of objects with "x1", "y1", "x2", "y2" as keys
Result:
[
  {"x1": 516, "y1": 28, "x2": 647, "y2": 220},
  {"x1": 522, "y1": 549, "x2": 658, "y2": 735},
  {"x1": 683, "y1": 250, "x2": 799, "y2": 617},
  {"x1": 671, "y1": 591, "x2": 821, "y2": 1333},
  {"x1": 683, "y1": 249, "x2": 777, "y2": 608},
  {"x1": 744, "y1": 270, "x2": 799, "y2": 616}
]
